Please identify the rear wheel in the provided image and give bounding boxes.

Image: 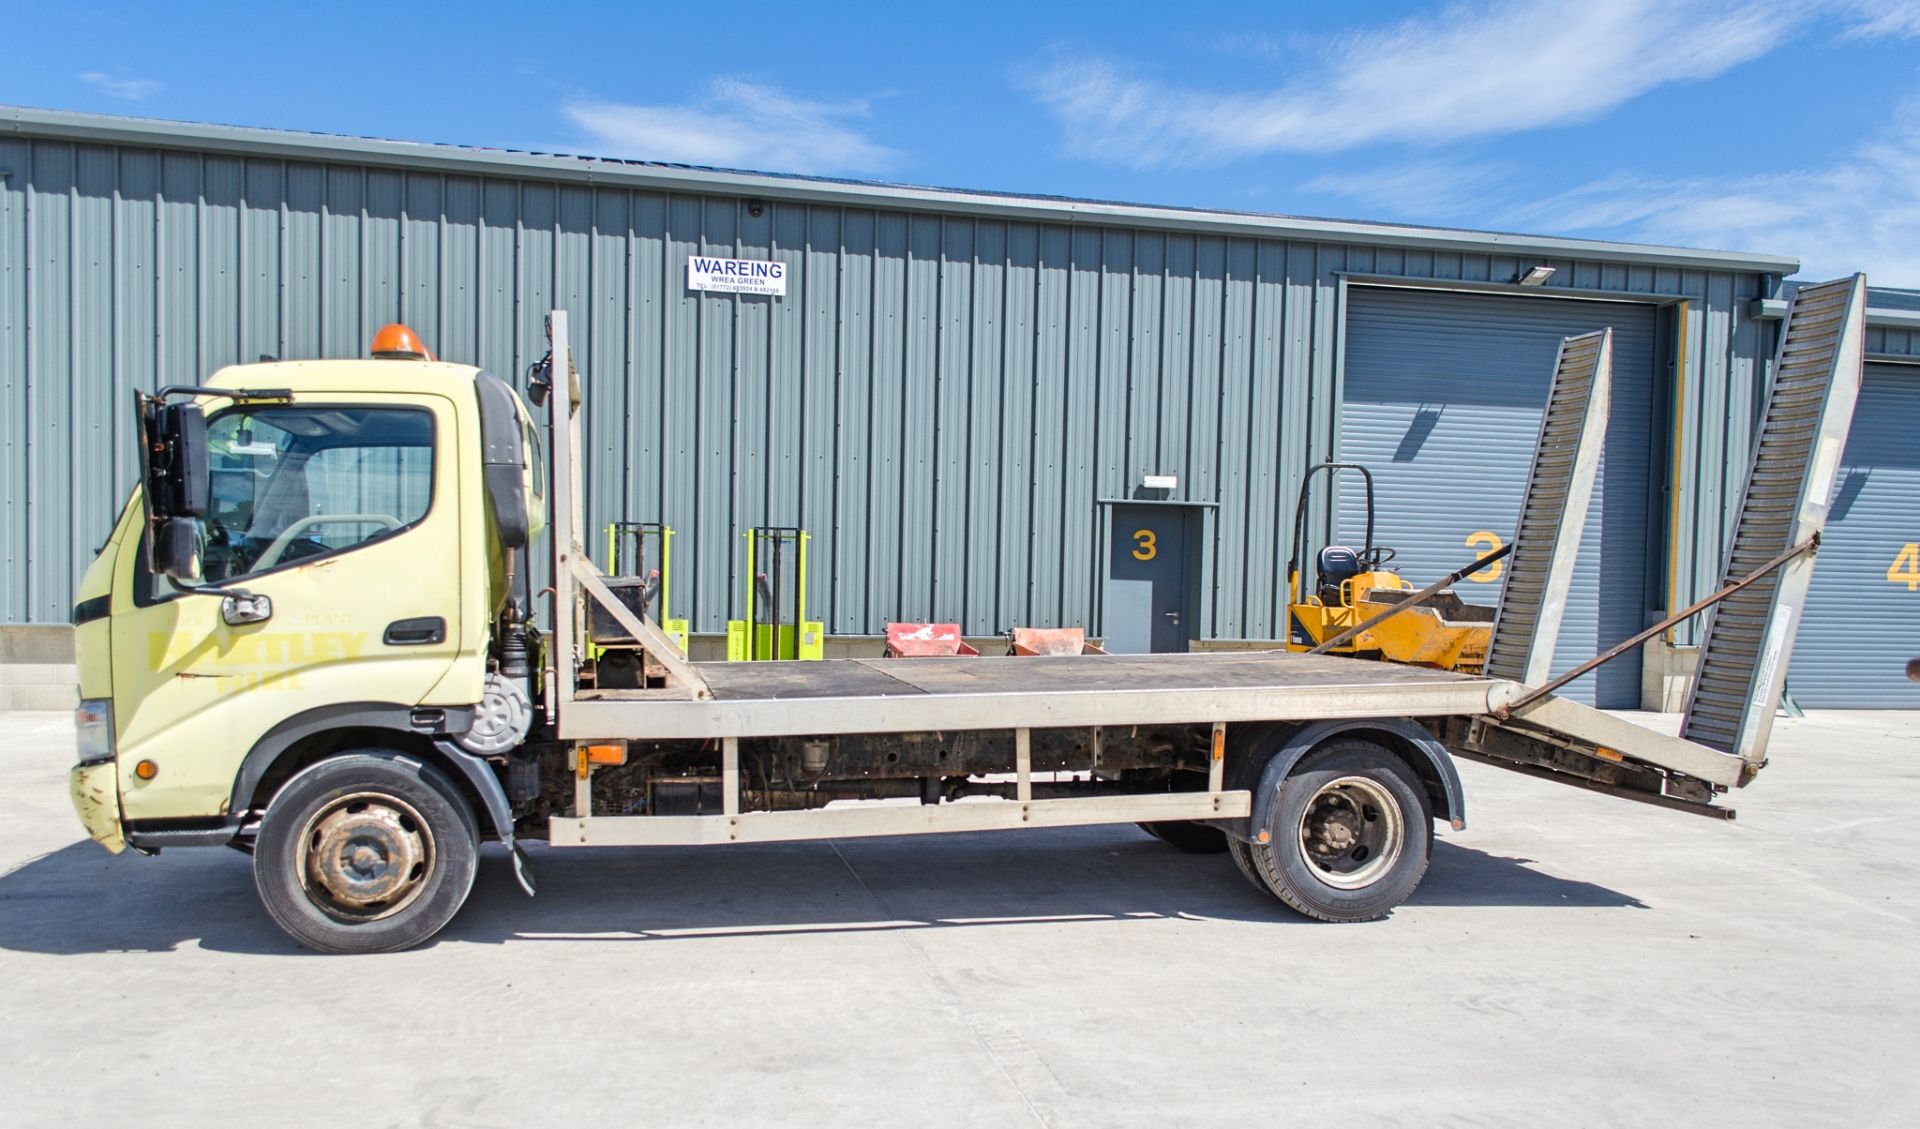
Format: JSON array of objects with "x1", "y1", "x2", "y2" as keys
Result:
[
  {"x1": 1243, "y1": 740, "x2": 1431, "y2": 922},
  {"x1": 253, "y1": 751, "x2": 480, "y2": 954},
  {"x1": 1137, "y1": 820, "x2": 1230, "y2": 854},
  {"x1": 1225, "y1": 835, "x2": 1265, "y2": 891}
]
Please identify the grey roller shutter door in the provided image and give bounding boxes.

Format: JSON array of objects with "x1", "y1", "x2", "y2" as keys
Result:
[
  {"x1": 1339, "y1": 288, "x2": 1656, "y2": 707},
  {"x1": 1789, "y1": 362, "x2": 1920, "y2": 707}
]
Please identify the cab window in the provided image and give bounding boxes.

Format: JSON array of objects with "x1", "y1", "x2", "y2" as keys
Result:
[
  {"x1": 523, "y1": 414, "x2": 545, "y2": 502},
  {"x1": 201, "y1": 406, "x2": 434, "y2": 582}
]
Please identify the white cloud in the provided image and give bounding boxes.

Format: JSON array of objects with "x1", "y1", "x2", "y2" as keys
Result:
[
  {"x1": 564, "y1": 78, "x2": 898, "y2": 175},
  {"x1": 1505, "y1": 105, "x2": 1920, "y2": 280},
  {"x1": 1028, "y1": 1, "x2": 1799, "y2": 167},
  {"x1": 78, "y1": 72, "x2": 160, "y2": 101},
  {"x1": 1837, "y1": 0, "x2": 1920, "y2": 39},
  {"x1": 1311, "y1": 102, "x2": 1920, "y2": 282}
]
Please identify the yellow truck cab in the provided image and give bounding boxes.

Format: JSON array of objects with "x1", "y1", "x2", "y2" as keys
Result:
[{"x1": 70, "y1": 326, "x2": 545, "y2": 951}]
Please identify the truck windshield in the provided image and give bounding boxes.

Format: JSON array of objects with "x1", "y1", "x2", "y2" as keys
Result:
[{"x1": 199, "y1": 406, "x2": 435, "y2": 582}]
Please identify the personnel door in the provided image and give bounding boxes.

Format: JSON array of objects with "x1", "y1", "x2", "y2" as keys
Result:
[{"x1": 1103, "y1": 504, "x2": 1193, "y2": 654}]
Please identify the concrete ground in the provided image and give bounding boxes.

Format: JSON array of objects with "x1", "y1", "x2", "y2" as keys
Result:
[{"x1": 2, "y1": 710, "x2": 1916, "y2": 1128}]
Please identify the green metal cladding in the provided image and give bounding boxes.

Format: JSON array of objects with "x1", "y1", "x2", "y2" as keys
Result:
[{"x1": 0, "y1": 109, "x2": 1788, "y2": 641}]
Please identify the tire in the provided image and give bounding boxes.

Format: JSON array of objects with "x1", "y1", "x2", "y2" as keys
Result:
[
  {"x1": 1137, "y1": 820, "x2": 1230, "y2": 854},
  {"x1": 253, "y1": 751, "x2": 480, "y2": 954},
  {"x1": 1243, "y1": 739, "x2": 1431, "y2": 922},
  {"x1": 1225, "y1": 835, "x2": 1266, "y2": 892}
]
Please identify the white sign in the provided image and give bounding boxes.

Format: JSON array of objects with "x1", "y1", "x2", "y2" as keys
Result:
[{"x1": 686, "y1": 255, "x2": 787, "y2": 297}]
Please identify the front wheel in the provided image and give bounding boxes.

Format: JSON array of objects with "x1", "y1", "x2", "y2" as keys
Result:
[
  {"x1": 1241, "y1": 739, "x2": 1431, "y2": 922},
  {"x1": 253, "y1": 751, "x2": 480, "y2": 954}
]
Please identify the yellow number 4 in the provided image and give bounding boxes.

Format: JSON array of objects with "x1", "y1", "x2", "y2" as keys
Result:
[{"x1": 1889, "y1": 543, "x2": 1920, "y2": 591}]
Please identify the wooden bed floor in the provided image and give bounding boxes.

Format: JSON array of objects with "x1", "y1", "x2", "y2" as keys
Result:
[{"x1": 683, "y1": 649, "x2": 1480, "y2": 702}]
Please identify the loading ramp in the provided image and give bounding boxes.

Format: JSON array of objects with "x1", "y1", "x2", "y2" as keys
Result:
[{"x1": 1454, "y1": 276, "x2": 1869, "y2": 807}]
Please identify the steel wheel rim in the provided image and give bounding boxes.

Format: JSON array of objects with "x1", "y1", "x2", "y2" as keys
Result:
[
  {"x1": 1296, "y1": 775, "x2": 1403, "y2": 890},
  {"x1": 296, "y1": 791, "x2": 435, "y2": 923}
]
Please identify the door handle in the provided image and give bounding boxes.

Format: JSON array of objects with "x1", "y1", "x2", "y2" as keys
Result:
[
  {"x1": 1165, "y1": 612, "x2": 1180, "y2": 623},
  {"x1": 384, "y1": 616, "x2": 447, "y2": 646}
]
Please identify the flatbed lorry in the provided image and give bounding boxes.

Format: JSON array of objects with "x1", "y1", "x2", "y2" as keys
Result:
[{"x1": 66, "y1": 277, "x2": 1870, "y2": 953}]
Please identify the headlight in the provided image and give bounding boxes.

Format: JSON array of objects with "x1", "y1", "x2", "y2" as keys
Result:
[{"x1": 75, "y1": 699, "x2": 115, "y2": 765}]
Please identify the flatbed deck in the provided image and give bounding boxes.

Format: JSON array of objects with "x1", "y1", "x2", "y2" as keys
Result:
[
  {"x1": 696, "y1": 649, "x2": 1482, "y2": 700},
  {"x1": 563, "y1": 650, "x2": 1506, "y2": 740}
]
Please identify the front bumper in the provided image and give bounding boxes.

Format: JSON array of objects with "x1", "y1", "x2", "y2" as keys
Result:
[{"x1": 70, "y1": 762, "x2": 126, "y2": 854}]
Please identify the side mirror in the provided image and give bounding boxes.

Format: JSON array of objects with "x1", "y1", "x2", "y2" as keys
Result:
[
  {"x1": 135, "y1": 393, "x2": 211, "y2": 584},
  {"x1": 153, "y1": 517, "x2": 204, "y2": 585},
  {"x1": 525, "y1": 360, "x2": 552, "y2": 407},
  {"x1": 138, "y1": 400, "x2": 209, "y2": 519}
]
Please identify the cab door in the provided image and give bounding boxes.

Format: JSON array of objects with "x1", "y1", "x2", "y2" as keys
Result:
[{"x1": 111, "y1": 393, "x2": 465, "y2": 823}]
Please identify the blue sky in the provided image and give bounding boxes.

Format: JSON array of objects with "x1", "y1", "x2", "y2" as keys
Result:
[{"x1": 7, "y1": 1, "x2": 1919, "y2": 280}]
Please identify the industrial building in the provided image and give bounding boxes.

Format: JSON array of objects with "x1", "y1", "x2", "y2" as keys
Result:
[{"x1": 1, "y1": 106, "x2": 1914, "y2": 708}]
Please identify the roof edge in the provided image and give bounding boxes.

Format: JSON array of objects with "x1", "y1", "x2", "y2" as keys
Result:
[{"x1": 1, "y1": 105, "x2": 1802, "y2": 275}]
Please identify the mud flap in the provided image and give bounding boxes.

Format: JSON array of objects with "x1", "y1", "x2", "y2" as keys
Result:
[
  {"x1": 510, "y1": 842, "x2": 538, "y2": 896},
  {"x1": 438, "y1": 742, "x2": 537, "y2": 897}
]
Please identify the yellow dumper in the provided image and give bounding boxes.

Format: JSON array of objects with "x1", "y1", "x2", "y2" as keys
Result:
[{"x1": 1284, "y1": 463, "x2": 1497, "y2": 672}]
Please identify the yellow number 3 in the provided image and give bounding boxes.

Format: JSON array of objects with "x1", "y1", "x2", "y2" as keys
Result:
[
  {"x1": 1132, "y1": 529, "x2": 1157, "y2": 561},
  {"x1": 1465, "y1": 531, "x2": 1504, "y2": 582},
  {"x1": 1889, "y1": 543, "x2": 1920, "y2": 591}
]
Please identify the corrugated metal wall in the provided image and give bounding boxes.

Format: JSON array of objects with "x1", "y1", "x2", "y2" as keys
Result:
[
  {"x1": 1864, "y1": 285, "x2": 1919, "y2": 360},
  {"x1": 1868, "y1": 325, "x2": 1918, "y2": 359},
  {"x1": 0, "y1": 132, "x2": 1776, "y2": 640}
]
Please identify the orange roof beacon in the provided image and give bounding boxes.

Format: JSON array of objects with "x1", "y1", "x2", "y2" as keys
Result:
[{"x1": 370, "y1": 323, "x2": 432, "y2": 360}]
